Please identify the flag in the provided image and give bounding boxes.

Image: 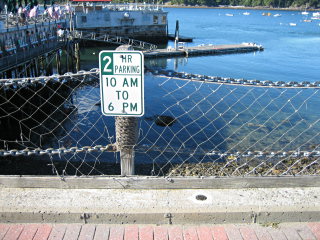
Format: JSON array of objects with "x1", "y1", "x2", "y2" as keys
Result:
[
  {"x1": 54, "y1": 5, "x2": 61, "y2": 19},
  {"x1": 23, "y1": 3, "x2": 30, "y2": 15},
  {"x1": 47, "y1": 6, "x2": 53, "y2": 17},
  {"x1": 18, "y1": 6, "x2": 23, "y2": 14},
  {"x1": 28, "y1": 5, "x2": 38, "y2": 18}
]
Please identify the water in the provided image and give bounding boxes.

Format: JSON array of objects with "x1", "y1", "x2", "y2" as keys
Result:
[
  {"x1": 163, "y1": 8, "x2": 320, "y2": 82},
  {"x1": 80, "y1": 8, "x2": 320, "y2": 84}
]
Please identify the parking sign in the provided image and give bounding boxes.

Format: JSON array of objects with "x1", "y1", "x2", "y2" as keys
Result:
[{"x1": 99, "y1": 51, "x2": 144, "y2": 117}]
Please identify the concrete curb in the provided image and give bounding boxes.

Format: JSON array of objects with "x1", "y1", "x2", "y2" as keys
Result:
[
  {"x1": 1, "y1": 187, "x2": 320, "y2": 224},
  {"x1": 1, "y1": 176, "x2": 320, "y2": 189},
  {"x1": 2, "y1": 211, "x2": 320, "y2": 225}
]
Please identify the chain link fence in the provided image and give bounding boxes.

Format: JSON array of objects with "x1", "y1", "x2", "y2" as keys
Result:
[{"x1": 0, "y1": 69, "x2": 320, "y2": 177}]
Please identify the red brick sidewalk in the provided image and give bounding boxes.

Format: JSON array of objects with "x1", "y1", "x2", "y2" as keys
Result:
[{"x1": 0, "y1": 223, "x2": 319, "y2": 240}]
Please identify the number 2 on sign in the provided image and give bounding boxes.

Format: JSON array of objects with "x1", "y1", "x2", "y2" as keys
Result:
[{"x1": 103, "y1": 56, "x2": 112, "y2": 73}]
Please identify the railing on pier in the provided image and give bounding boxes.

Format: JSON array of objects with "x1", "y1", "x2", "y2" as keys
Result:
[
  {"x1": 0, "y1": 69, "x2": 319, "y2": 178},
  {"x1": 72, "y1": 30, "x2": 157, "y2": 51},
  {"x1": 72, "y1": 3, "x2": 164, "y2": 12},
  {"x1": 0, "y1": 16, "x2": 69, "y2": 74},
  {"x1": 0, "y1": 38, "x2": 66, "y2": 73},
  {"x1": 0, "y1": 14, "x2": 68, "y2": 31}
]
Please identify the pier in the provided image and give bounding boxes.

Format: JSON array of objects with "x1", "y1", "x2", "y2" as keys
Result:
[
  {"x1": 0, "y1": 18, "x2": 69, "y2": 77},
  {"x1": 144, "y1": 43, "x2": 264, "y2": 58}
]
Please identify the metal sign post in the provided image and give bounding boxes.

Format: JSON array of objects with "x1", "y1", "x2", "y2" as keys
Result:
[{"x1": 99, "y1": 51, "x2": 144, "y2": 117}]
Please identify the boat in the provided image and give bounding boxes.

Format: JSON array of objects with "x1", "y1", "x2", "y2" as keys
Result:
[
  {"x1": 273, "y1": 14, "x2": 281, "y2": 17},
  {"x1": 225, "y1": 13, "x2": 234, "y2": 17},
  {"x1": 243, "y1": 12, "x2": 250, "y2": 15},
  {"x1": 301, "y1": 4, "x2": 309, "y2": 15},
  {"x1": 289, "y1": 23, "x2": 297, "y2": 26},
  {"x1": 262, "y1": 12, "x2": 272, "y2": 16},
  {"x1": 311, "y1": 12, "x2": 320, "y2": 20},
  {"x1": 303, "y1": 12, "x2": 312, "y2": 22}
]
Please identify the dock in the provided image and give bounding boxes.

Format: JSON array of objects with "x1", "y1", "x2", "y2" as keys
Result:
[{"x1": 144, "y1": 43, "x2": 264, "y2": 58}]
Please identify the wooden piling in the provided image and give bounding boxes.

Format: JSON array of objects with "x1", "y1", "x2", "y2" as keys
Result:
[
  {"x1": 30, "y1": 60, "x2": 35, "y2": 77},
  {"x1": 66, "y1": 43, "x2": 70, "y2": 72},
  {"x1": 56, "y1": 51, "x2": 61, "y2": 75},
  {"x1": 45, "y1": 54, "x2": 53, "y2": 75},
  {"x1": 14, "y1": 68, "x2": 18, "y2": 78},
  {"x1": 17, "y1": 65, "x2": 22, "y2": 78},
  {"x1": 6, "y1": 70, "x2": 12, "y2": 79},
  {"x1": 75, "y1": 43, "x2": 80, "y2": 72},
  {"x1": 34, "y1": 58, "x2": 40, "y2": 77},
  {"x1": 71, "y1": 42, "x2": 75, "y2": 73},
  {"x1": 48, "y1": 60, "x2": 53, "y2": 76},
  {"x1": 40, "y1": 56, "x2": 45, "y2": 75},
  {"x1": 26, "y1": 63, "x2": 31, "y2": 77}
]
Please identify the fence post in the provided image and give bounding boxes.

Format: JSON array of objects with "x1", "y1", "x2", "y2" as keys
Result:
[
  {"x1": 116, "y1": 116, "x2": 138, "y2": 176},
  {"x1": 115, "y1": 45, "x2": 138, "y2": 176}
]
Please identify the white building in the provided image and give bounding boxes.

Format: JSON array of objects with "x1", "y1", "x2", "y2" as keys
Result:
[{"x1": 73, "y1": 3, "x2": 168, "y2": 43}]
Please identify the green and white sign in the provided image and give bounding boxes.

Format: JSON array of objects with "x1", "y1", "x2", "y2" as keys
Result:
[{"x1": 99, "y1": 51, "x2": 144, "y2": 117}]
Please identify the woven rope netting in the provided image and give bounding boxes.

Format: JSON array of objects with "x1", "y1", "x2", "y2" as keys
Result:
[{"x1": 0, "y1": 70, "x2": 319, "y2": 176}]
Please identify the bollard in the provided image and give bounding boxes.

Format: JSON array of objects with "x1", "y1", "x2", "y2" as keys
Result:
[{"x1": 114, "y1": 44, "x2": 139, "y2": 176}]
